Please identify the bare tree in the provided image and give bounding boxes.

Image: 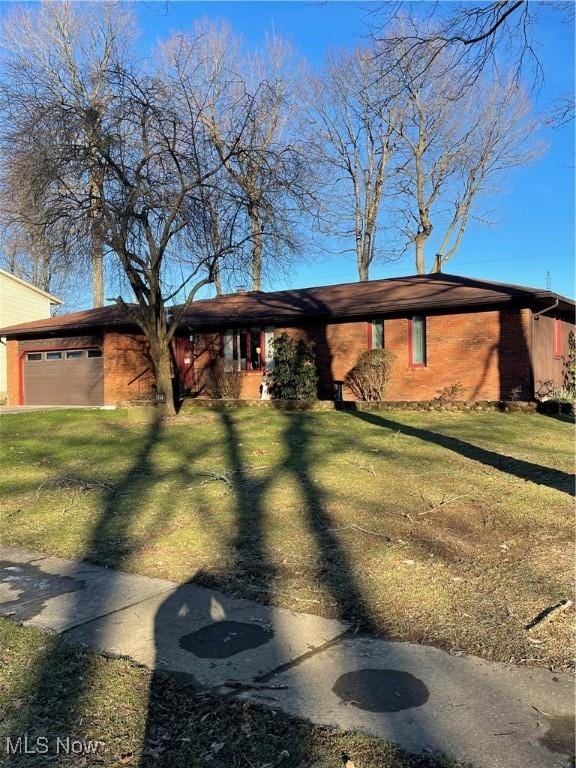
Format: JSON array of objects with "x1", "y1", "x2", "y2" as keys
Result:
[
  {"x1": 165, "y1": 22, "x2": 308, "y2": 291},
  {"x1": 307, "y1": 45, "x2": 403, "y2": 281},
  {"x1": 0, "y1": 1, "x2": 134, "y2": 307},
  {"x1": 391, "y1": 47, "x2": 540, "y2": 273},
  {"x1": 0, "y1": 214, "x2": 76, "y2": 299},
  {"x1": 100, "y1": 66, "x2": 265, "y2": 414},
  {"x1": 373, "y1": 1, "x2": 537, "y2": 94},
  {"x1": 371, "y1": 2, "x2": 574, "y2": 119},
  {"x1": 0, "y1": 19, "x2": 267, "y2": 414}
]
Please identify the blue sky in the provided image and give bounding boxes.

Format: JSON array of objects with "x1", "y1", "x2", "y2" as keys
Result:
[
  {"x1": 134, "y1": 1, "x2": 574, "y2": 300},
  {"x1": 3, "y1": 2, "x2": 570, "y2": 306}
]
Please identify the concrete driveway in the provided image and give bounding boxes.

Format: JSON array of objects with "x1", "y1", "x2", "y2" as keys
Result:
[{"x1": 0, "y1": 405, "x2": 115, "y2": 414}]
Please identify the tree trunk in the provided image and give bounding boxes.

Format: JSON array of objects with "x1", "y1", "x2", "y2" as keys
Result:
[
  {"x1": 249, "y1": 205, "x2": 263, "y2": 291},
  {"x1": 414, "y1": 235, "x2": 426, "y2": 275},
  {"x1": 213, "y1": 261, "x2": 223, "y2": 296},
  {"x1": 149, "y1": 335, "x2": 176, "y2": 417},
  {"x1": 357, "y1": 231, "x2": 371, "y2": 281},
  {"x1": 92, "y1": 236, "x2": 104, "y2": 307},
  {"x1": 89, "y1": 161, "x2": 105, "y2": 307}
]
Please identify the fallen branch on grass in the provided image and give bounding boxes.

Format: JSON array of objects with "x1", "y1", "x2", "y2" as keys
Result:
[
  {"x1": 417, "y1": 492, "x2": 471, "y2": 516},
  {"x1": 388, "y1": 511, "x2": 418, "y2": 523},
  {"x1": 329, "y1": 523, "x2": 391, "y2": 541},
  {"x1": 190, "y1": 465, "x2": 270, "y2": 489},
  {"x1": 274, "y1": 591, "x2": 322, "y2": 604},
  {"x1": 35, "y1": 473, "x2": 114, "y2": 498},
  {"x1": 346, "y1": 457, "x2": 376, "y2": 476},
  {"x1": 525, "y1": 599, "x2": 573, "y2": 631}
]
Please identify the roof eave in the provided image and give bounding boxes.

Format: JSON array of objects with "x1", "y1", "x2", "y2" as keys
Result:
[
  {"x1": 181, "y1": 292, "x2": 557, "y2": 329},
  {"x1": 0, "y1": 268, "x2": 62, "y2": 304}
]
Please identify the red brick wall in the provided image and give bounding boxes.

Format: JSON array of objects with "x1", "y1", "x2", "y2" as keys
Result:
[
  {"x1": 103, "y1": 332, "x2": 155, "y2": 405},
  {"x1": 187, "y1": 332, "x2": 265, "y2": 399},
  {"x1": 5, "y1": 307, "x2": 542, "y2": 406},
  {"x1": 278, "y1": 308, "x2": 533, "y2": 401},
  {"x1": 187, "y1": 309, "x2": 534, "y2": 402},
  {"x1": 239, "y1": 374, "x2": 263, "y2": 398},
  {"x1": 6, "y1": 340, "x2": 20, "y2": 406},
  {"x1": 382, "y1": 308, "x2": 532, "y2": 401},
  {"x1": 276, "y1": 321, "x2": 367, "y2": 399}
]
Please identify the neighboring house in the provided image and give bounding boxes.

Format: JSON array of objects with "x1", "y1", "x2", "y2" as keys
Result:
[
  {"x1": 0, "y1": 268, "x2": 61, "y2": 400},
  {"x1": 0, "y1": 273, "x2": 573, "y2": 407}
]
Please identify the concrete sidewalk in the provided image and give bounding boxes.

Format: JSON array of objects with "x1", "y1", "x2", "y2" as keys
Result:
[{"x1": 0, "y1": 546, "x2": 573, "y2": 768}]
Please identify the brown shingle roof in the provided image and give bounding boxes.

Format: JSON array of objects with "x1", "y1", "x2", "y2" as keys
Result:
[
  {"x1": 1, "y1": 273, "x2": 573, "y2": 338},
  {"x1": 0, "y1": 304, "x2": 138, "y2": 337},
  {"x1": 179, "y1": 273, "x2": 572, "y2": 328}
]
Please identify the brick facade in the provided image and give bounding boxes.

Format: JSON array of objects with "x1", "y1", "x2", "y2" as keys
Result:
[
  {"x1": 4, "y1": 305, "x2": 566, "y2": 406},
  {"x1": 6, "y1": 340, "x2": 20, "y2": 405},
  {"x1": 276, "y1": 321, "x2": 368, "y2": 399},
  {"x1": 103, "y1": 332, "x2": 155, "y2": 405},
  {"x1": 188, "y1": 307, "x2": 534, "y2": 402},
  {"x1": 382, "y1": 307, "x2": 533, "y2": 401}
]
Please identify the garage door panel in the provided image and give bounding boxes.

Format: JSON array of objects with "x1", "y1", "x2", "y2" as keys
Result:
[{"x1": 24, "y1": 356, "x2": 104, "y2": 406}]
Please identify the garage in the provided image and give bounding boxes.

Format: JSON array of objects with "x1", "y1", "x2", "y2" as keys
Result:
[{"x1": 23, "y1": 348, "x2": 104, "y2": 406}]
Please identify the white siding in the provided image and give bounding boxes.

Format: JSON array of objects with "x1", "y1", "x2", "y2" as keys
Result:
[{"x1": 0, "y1": 274, "x2": 57, "y2": 396}]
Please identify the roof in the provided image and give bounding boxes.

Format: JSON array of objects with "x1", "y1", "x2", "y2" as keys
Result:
[
  {"x1": 178, "y1": 273, "x2": 574, "y2": 328},
  {"x1": 0, "y1": 273, "x2": 573, "y2": 338},
  {"x1": 0, "y1": 268, "x2": 62, "y2": 305},
  {"x1": 0, "y1": 303, "x2": 136, "y2": 337}
]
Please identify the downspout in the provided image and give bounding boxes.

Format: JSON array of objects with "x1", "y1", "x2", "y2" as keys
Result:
[
  {"x1": 530, "y1": 298, "x2": 560, "y2": 400},
  {"x1": 533, "y1": 298, "x2": 559, "y2": 319}
]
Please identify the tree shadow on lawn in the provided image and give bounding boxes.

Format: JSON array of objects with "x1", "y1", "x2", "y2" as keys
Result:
[
  {"x1": 280, "y1": 411, "x2": 377, "y2": 630},
  {"x1": 2, "y1": 413, "x2": 172, "y2": 765},
  {"x1": 345, "y1": 410, "x2": 574, "y2": 497}
]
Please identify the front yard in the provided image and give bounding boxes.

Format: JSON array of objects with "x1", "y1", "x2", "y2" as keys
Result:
[{"x1": 1, "y1": 407, "x2": 573, "y2": 671}]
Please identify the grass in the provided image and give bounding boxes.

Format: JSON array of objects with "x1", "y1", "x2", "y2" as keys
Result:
[
  {"x1": 0, "y1": 619, "x2": 464, "y2": 768},
  {"x1": 0, "y1": 407, "x2": 573, "y2": 672}
]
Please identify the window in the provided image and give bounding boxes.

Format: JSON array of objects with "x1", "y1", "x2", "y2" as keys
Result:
[
  {"x1": 46, "y1": 351, "x2": 62, "y2": 361},
  {"x1": 370, "y1": 319, "x2": 384, "y2": 349},
  {"x1": 66, "y1": 350, "x2": 84, "y2": 360},
  {"x1": 223, "y1": 327, "x2": 274, "y2": 371},
  {"x1": 87, "y1": 349, "x2": 103, "y2": 358},
  {"x1": 554, "y1": 319, "x2": 563, "y2": 357},
  {"x1": 410, "y1": 316, "x2": 426, "y2": 366},
  {"x1": 26, "y1": 352, "x2": 42, "y2": 361},
  {"x1": 223, "y1": 330, "x2": 234, "y2": 371},
  {"x1": 237, "y1": 328, "x2": 261, "y2": 370},
  {"x1": 263, "y1": 327, "x2": 274, "y2": 369}
]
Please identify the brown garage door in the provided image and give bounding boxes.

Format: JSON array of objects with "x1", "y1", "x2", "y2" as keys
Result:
[{"x1": 23, "y1": 349, "x2": 104, "y2": 406}]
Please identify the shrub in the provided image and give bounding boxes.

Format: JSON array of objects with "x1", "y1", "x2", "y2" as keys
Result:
[
  {"x1": 344, "y1": 348, "x2": 396, "y2": 401},
  {"x1": 206, "y1": 357, "x2": 243, "y2": 399},
  {"x1": 432, "y1": 382, "x2": 466, "y2": 405},
  {"x1": 564, "y1": 330, "x2": 576, "y2": 397},
  {"x1": 268, "y1": 333, "x2": 318, "y2": 400},
  {"x1": 536, "y1": 379, "x2": 575, "y2": 404}
]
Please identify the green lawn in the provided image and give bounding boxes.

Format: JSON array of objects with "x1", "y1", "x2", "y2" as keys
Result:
[{"x1": 0, "y1": 407, "x2": 573, "y2": 671}]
